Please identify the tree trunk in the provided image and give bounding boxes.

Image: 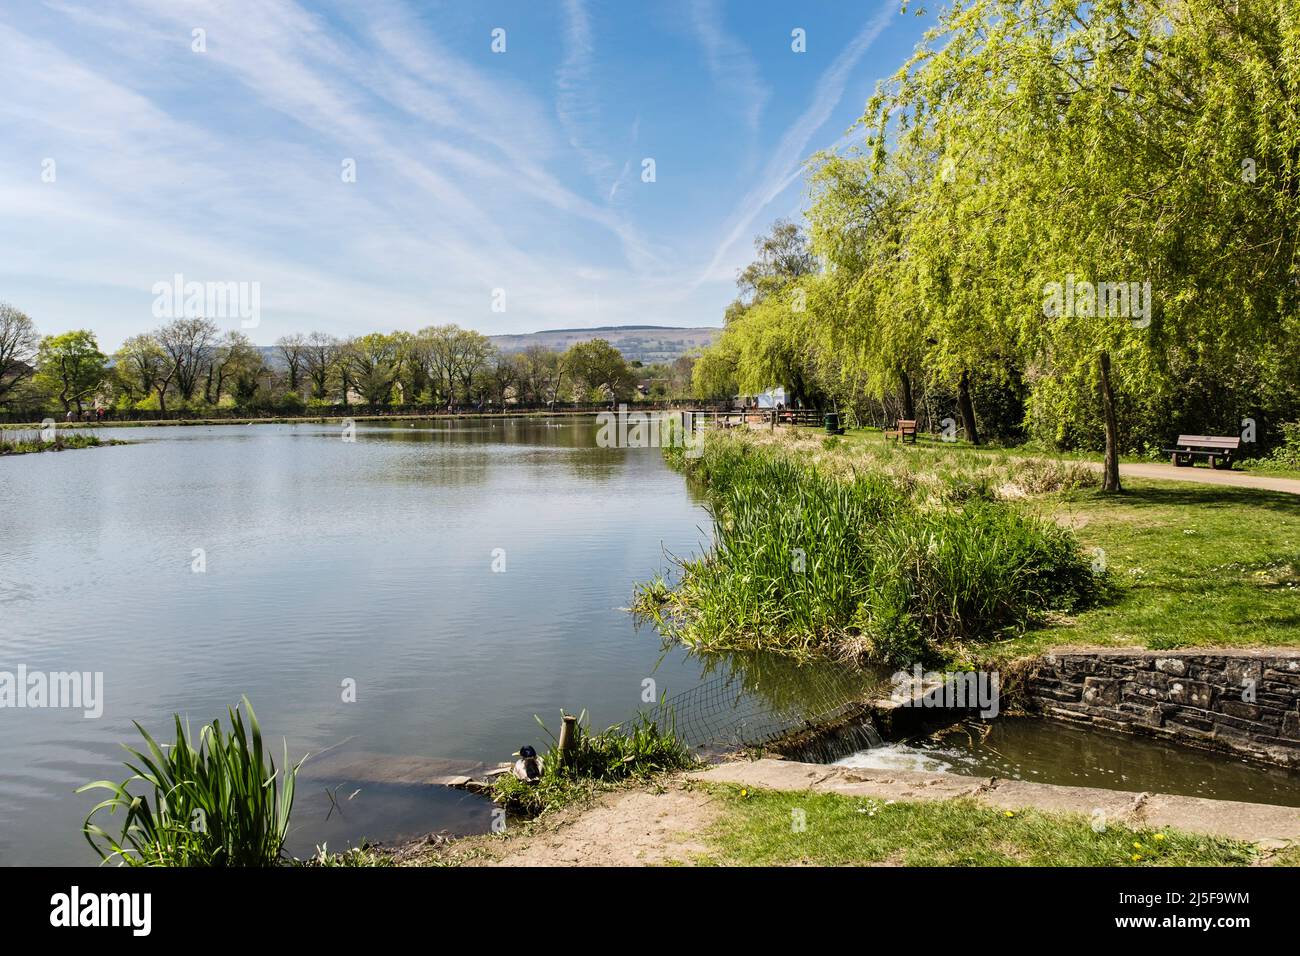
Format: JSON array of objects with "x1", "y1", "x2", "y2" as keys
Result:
[
  {"x1": 1098, "y1": 351, "x2": 1122, "y2": 493},
  {"x1": 957, "y1": 370, "x2": 980, "y2": 445},
  {"x1": 898, "y1": 369, "x2": 915, "y2": 420}
]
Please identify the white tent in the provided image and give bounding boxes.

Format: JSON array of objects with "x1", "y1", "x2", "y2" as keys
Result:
[{"x1": 732, "y1": 387, "x2": 787, "y2": 409}]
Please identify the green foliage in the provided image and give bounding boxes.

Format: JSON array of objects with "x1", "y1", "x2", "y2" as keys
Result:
[
  {"x1": 563, "y1": 339, "x2": 636, "y2": 401},
  {"x1": 78, "y1": 697, "x2": 303, "y2": 867},
  {"x1": 1267, "y1": 422, "x2": 1300, "y2": 469},
  {"x1": 298, "y1": 843, "x2": 394, "y2": 867},
  {"x1": 492, "y1": 710, "x2": 696, "y2": 817},
  {"x1": 0, "y1": 430, "x2": 108, "y2": 455},
  {"x1": 34, "y1": 330, "x2": 107, "y2": 413},
  {"x1": 692, "y1": 0, "x2": 1300, "y2": 472},
  {"x1": 638, "y1": 433, "x2": 1100, "y2": 663}
]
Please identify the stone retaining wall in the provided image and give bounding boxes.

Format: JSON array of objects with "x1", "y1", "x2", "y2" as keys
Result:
[{"x1": 1026, "y1": 649, "x2": 1300, "y2": 768}]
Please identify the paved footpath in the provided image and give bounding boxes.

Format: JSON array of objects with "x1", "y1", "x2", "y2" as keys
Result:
[{"x1": 1093, "y1": 461, "x2": 1300, "y2": 495}]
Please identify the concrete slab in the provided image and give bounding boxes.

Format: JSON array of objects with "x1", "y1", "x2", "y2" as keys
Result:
[{"x1": 301, "y1": 751, "x2": 493, "y2": 786}]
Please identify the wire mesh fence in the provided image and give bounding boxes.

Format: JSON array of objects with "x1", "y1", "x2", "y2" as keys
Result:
[{"x1": 626, "y1": 667, "x2": 886, "y2": 753}]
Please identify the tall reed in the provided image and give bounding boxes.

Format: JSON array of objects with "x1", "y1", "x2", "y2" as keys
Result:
[
  {"x1": 79, "y1": 697, "x2": 303, "y2": 867},
  {"x1": 637, "y1": 432, "x2": 1101, "y2": 663}
]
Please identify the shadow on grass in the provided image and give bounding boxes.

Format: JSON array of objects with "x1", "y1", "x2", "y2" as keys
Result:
[{"x1": 1066, "y1": 482, "x2": 1300, "y2": 517}]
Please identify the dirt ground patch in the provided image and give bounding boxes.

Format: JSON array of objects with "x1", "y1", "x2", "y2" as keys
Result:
[
  {"x1": 390, "y1": 762, "x2": 1300, "y2": 867},
  {"x1": 400, "y1": 779, "x2": 719, "y2": 867}
]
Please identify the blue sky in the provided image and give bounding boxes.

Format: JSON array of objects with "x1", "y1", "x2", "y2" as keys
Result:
[{"x1": 0, "y1": 1, "x2": 932, "y2": 350}]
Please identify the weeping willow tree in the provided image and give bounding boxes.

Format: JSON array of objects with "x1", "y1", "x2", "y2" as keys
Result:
[
  {"x1": 696, "y1": 279, "x2": 831, "y2": 407},
  {"x1": 694, "y1": 219, "x2": 838, "y2": 407},
  {"x1": 806, "y1": 152, "x2": 930, "y2": 424},
  {"x1": 802, "y1": 0, "x2": 1300, "y2": 489}
]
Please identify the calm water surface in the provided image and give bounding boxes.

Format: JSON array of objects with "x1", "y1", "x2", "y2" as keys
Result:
[
  {"x1": 7, "y1": 420, "x2": 1296, "y2": 864},
  {"x1": 0, "y1": 418, "x2": 782, "y2": 864}
]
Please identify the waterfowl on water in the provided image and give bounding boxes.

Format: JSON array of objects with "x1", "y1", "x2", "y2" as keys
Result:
[{"x1": 512, "y1": 745, "x2": 543, "y2": 784}]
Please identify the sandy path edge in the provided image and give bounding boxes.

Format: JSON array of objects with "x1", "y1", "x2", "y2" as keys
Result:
[{"x1": 397, "y1": 760, "x2": 1300, "y2": 867}]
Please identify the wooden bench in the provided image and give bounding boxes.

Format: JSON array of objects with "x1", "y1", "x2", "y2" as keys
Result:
[
  {"x1": 1162, "y1": 434, "x2": 1241, "y2": 470},
  {"x1": 884, "y1": 419, "x2": 918, "y2": 444}
]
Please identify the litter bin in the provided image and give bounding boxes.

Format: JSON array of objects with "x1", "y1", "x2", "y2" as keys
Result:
[{"x1": 824, "y1": 412, "x2": 843, "y2": 435}]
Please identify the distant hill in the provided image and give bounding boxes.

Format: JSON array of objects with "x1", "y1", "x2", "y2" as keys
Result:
[
  {"x1": 489, "y1": 326, "x2": 720, "y2": 364},
  {"x1": 256, "y1": 326, "x2": 721, "y2": 369}
]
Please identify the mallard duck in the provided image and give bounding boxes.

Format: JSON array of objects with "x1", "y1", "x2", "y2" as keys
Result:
[{"x1": 511, "y1": 745, "x2": 543, "y2": 784}]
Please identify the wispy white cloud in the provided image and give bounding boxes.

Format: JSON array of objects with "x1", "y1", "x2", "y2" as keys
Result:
[
  {"x1": 690, "y1": 0, "x2": 769, "y2": 132},
  {"x1": 0, "y1": 0, "x2": 909, "y2": 346},
  {"x1": 556, "y1": 0, "x2": 617, "y2": 188},
  {"x1": 696, "y1": 0, "x2": 897, "y2": 287}
]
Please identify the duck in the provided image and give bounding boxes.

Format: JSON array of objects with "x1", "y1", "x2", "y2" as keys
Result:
[{"x1": 511, "y1": 745, "x2": 543, "y2": 784}]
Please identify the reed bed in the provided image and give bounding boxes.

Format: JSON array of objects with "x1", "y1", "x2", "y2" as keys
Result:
[
  {"x1": 641, "y1": 431, "x2": 1101, "y2": 664},
  {"x1": 0, "y1": 427, "x2": 108, "y2": 455}
]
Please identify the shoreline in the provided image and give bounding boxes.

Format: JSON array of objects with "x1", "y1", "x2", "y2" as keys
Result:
[
  {"x1": 0, "y1": 409, "x2": 607, "y2": 430},
  {"x1": 0, "y1": 405, "x2": 707, "y2": 431},
  {"x1": 391, "y1": 761, "x2": 1300, "y2": 867}
]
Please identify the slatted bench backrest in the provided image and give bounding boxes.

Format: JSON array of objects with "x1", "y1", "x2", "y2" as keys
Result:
[{"x1": 1176, "y1": 435, "x2": 1240, "y2": 450}]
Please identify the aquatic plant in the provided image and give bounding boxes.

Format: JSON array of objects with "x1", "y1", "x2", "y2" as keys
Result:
[
  {"x1": 0, "y1": 429, "x2": 106, "y2": 455},
  {"x1": 637, "y1": 432, "x2": 1101, "y2": 664},
  {"x1": 493, "y1": 709, "x2": 695, "y2": 816},
  {"x1": 79, "y1": 697, "x2": 303, "y2": 867}
]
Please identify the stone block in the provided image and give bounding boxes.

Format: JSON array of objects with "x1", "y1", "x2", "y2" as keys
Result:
[{"x1": 1154, "y1": 657, "x2": 1187, "y2": 676}]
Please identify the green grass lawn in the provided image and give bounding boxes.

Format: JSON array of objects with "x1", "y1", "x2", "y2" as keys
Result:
[
  {"x1": 697, "y1": 785, "x2": 1263, "y2": 867},
  {"x1": 1003, "y1": 479, "x2": 1300, "y2": 656}
]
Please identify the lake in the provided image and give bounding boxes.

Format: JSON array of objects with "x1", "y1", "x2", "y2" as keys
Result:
[{"x1": 0, "y1": 417, "x2": 810, "y2": 864}]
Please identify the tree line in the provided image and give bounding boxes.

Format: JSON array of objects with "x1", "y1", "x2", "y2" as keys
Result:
[
  {"x1": 0, "y1": 308, "x2": 697, "y2": 418},
  {"x1": 692, "y1": 0, "x2": 1300, "y2": 491}
]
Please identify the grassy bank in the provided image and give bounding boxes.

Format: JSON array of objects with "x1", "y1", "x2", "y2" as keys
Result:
[
  {"x1": 637, "y1": 430, "x2": 1102, "y2": 665},
  {"x1": 698, "y1": 785, "x2": 1260, "y2": 867},
  {"x1": 405, "y1": 776, "x2": 1286, "y2": 867},
  {"x1": 642, "y1": 427, "x2": 1300, "y2": 664},
  {"x1": 492, "y1": 710, "x2": 696, "y2": 817},
  {"x1": 816, "y1": 427, "x2": 1300, "y2": 656},
  {"x1": 821, "y1": 426, "x2": 1300, "y2": 482}
]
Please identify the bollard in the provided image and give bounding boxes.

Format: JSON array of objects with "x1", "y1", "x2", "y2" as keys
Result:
[{"x1": 557, "y1": 713, "x2": 578, "y2": 769}]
